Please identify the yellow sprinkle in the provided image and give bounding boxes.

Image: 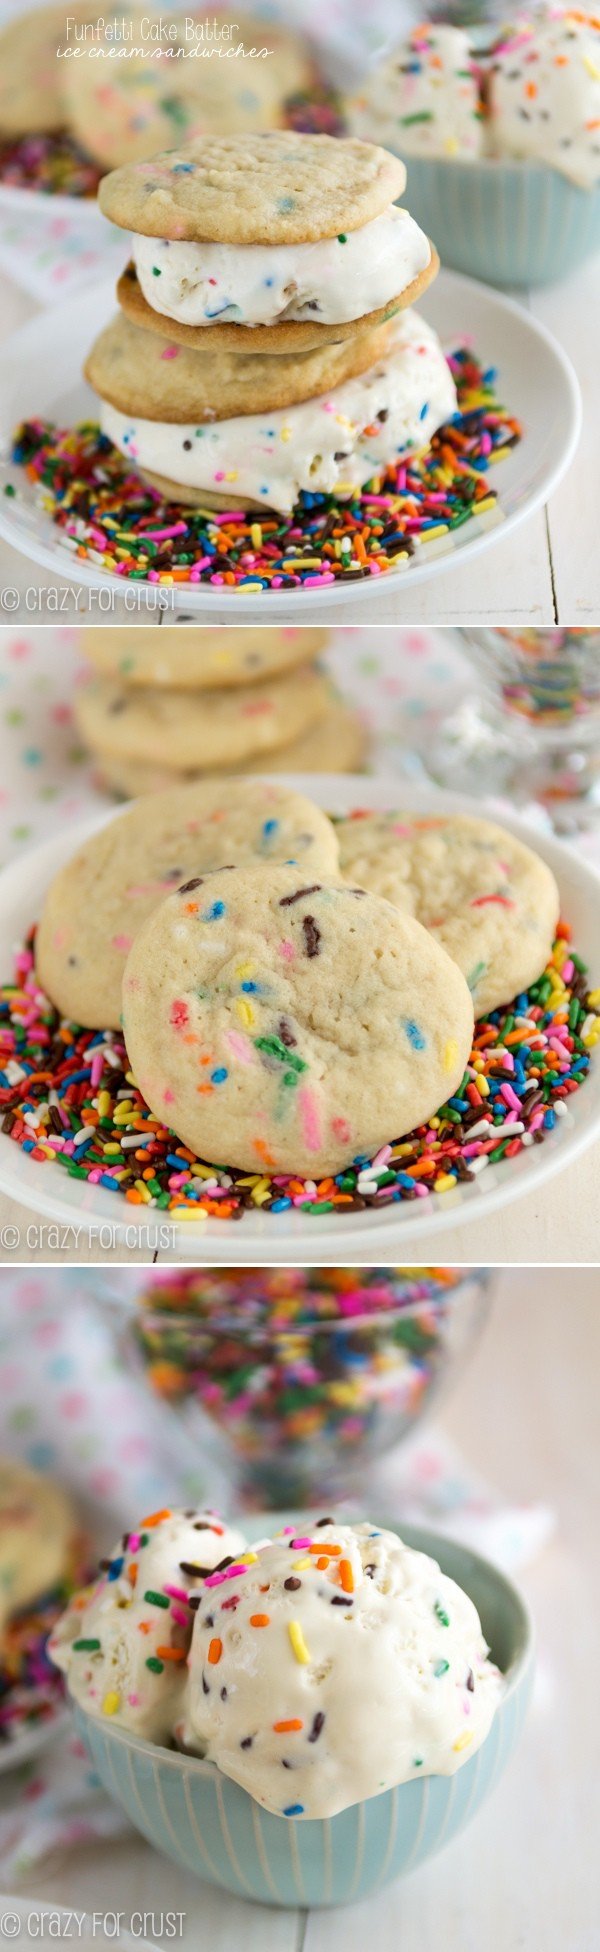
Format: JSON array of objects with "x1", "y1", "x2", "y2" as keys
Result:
[
  {"x1": 235, "y1": 962, "x2": 255, "y2": 982},
  {"x1": 419, "y1": 523, "x2": 449, "y2": 542},
  {"x1": 134, "y1": 1181, "x2": 152, "y2": 1203},
  {"x1": 434, "y1": 1173, "x2": 456, "y2": 1193},
  {"x1": 477, "y1": 1076, "x2": 490, "y2": 1098},
  {"x1": 102, "y1": 1691, "x2": 121, "y2": 1717},
  {"x1": 236, "y1": 998, "x2": 255, "y2": 1028},
  {"x1": 280, "y1": 427, "x2": 292, "y2": 442},
  {"x1": 250, "y1": 524, "x2": 262, "y2": 548},
  {"x1": 452, "y1": 1730, "x2": 474, "y2": 1752},
  {"x1": 587, "y1": 989, "x2": 600, "y2": 1008},
  {"x1": 474, "y1": 496, "x2": 498, "y2": 514},
  {"x1": 169, "y1": 1205, "x2": 208, "y2": 1221},
  {"x1": 293, "y1": 1559, "x2": 313, "y2": 1572},
  {"x1": 288, "y1": 1621, "x2": 310, "y2": 1665},
  {"x1": 224, "y1": 470, "x2": 238, "y2": 482},
  {"x1": 443, "y1": 1038, "x2": 459, "y2": 1073},
  {"x1": 236, "y1": 1553, "x2": 258, "y2": 1566},
  {"x1": 584, "y1": 53, "x2": 600, "y2": 78}
]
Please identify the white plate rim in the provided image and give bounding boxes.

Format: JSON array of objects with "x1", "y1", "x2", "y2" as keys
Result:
[
  {"x1": 0, "y1": 774, "x2": 598, "y2": 1260},
  {"x1": 0, "y1": 268, "x2": 582, "y2": 615}
]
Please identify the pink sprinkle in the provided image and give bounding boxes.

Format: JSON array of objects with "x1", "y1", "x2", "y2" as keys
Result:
[
  {"x1": 279, "y1": 939, "x2": 295, "y2": 962},
  {"x1": 128, "y1": 1534, "x2": 141, "y2": 1551},
  {"x1": 225, "y1": 1030, "x2": 254, "y2": 1064},
  {"x1": 140, "y1": 523, "x2": 189, "y2": 543},
  {"x1": 298, "y1": 1085, "x2": 322, "y2": 1155},
  {"x1": 160, "y1": 346, "x2": 180, "y2": 360},
  {"x1": 163, "y1": 1584, "x2": 189, "y2": 1603},
  {"x1": 111, "y1": 933, "x2": 133, "y2": 953},
  {"x1": 500, "y1": 1083, "x2": 521, "y2": 1113},
  {"x1": 90, "y1": 1053, "x2": 104, "y2": 1088},
  {"x1": 291, "y1": 1537, "x2": 312, "y2": 1549}
]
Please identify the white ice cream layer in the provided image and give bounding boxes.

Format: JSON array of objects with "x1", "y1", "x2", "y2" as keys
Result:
[
  {"x1": 132, "y1": 205, "x2": 432, "y2": 329},
  {"x1": 100, "y1": 308, "x2": 457, "y2": 516},
  {"x1": 181, "y1": 1521, "x2": 503, "y2": 1819}
]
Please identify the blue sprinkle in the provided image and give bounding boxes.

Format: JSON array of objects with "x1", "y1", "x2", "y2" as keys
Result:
[
  {"x1": 264, "y1": 276, "x2": 275, "y2": 286},
  {"x1": 271, "y1": 1197, "x2": 292, "y2": 1212},
  {"x1": 241, "y1": 980, "x2": 258, "y2": 993},
  {"x1": 277, "y1": 196, "x2": 295, "y2": 212},
  {"x1": 107, "y1": 1556, "x2": 124, "y2": 1581},
  {"x1": 172, "y1": 162, "x2": 194, "y2": 173},
  {"x1": 100, "y1": 1174, "x2": 119, "y2": 1190},
  {"x1": 263, "y1": 818, "x2": 279, "y2": 838},
  {"x1": 544, "y1": 1108, "x2": 556, "y2": 1129},
  {"x1": 402, "y1": 1018, "x2": 427, "y2": 1051},
  {"x1": 283, "y1": 1804, "x2": 304, "y2": 1817},
  {"x1": 419, "y1": 401, "x2": 429, "y2": 420},
  {"x1": 211, "y1": 1067, "x2": 228, "y2": 1085},
  {"x1": 202, "y1": 900, "x2": 226, "y2": 921}
]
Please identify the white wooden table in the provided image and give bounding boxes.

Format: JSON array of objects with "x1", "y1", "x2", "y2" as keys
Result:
[
  {"x1": 2, "y1": 1270, "x2": 598, "y2": 1950},
  {"x1": 1, "y1": 262, "x2": 599, "y2": 625}
]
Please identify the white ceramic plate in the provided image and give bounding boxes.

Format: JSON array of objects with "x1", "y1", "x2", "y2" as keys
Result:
[
  {"x1": 0, "y1": 269, "x2": 581, "y2": 614},
  {"x1": 0, "y1": 775, "x2": 598, "y2": 1260}
]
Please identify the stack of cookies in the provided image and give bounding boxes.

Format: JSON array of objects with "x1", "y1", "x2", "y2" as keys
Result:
[
  {"x1": 77, "y1": 628, "x2": 366, "y2": 796},
  {"x1": 83, "y1": 132, "x2": 454, "y2": 515}
]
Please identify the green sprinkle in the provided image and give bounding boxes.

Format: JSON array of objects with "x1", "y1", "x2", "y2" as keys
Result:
[
  {"x1": 434, "y1": 1601, "x2": 450, "y2": 1627},
  {"x1": 152, "y1": 267, "x2": 162, "y2": 276},
  {"x1": 401, "y1": 111, "x2": 434, "y2": 124},
  {"x1": 254, "y1": 1035, "x2": 308, "y2": 1074},
  {"x1": 3, "y1": 483, "x2": 16, "y2": 497},
  {"x1": 433, "y1": 1658, "x2": 450, "y2": 1677},
  {"x1": 73, "y1": 1638, "x2": 101, "y2": 1651},
  {"x1": 146, "y1": 1656, "x2": 165, "y2": 1673},
  {"x1": 143, "y1": 1589, "x2": 170, "y2": 1608},
  {"x1": 337, "y1": 232, "x2": 347, "y2": 243}
]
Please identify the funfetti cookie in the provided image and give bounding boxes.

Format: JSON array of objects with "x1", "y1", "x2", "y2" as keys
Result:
[
  {"x1": 121, "y1": 863, "x2": 474, "y2": 1176},
  {"x1": 64, "y1": 12, "x2": 316, "y2": 171},
  {"x1": 91, "y1": 309, "x2": 456, "y2": 515},
  {"x1": 36, "y1": 780, "x2": 341, "y2": 1030},
  {"x1": 336, "y1": 811, "x2": 560, "y2": 1017},
  {"x1": 0, "y1": 3, "x2": 97, "y2": 140},
  {"x1": 489, "y1": 10, "x2": 600, "y2": 189},
  {"x1": 81, "y1": 627, "x2": 328, "y2": 690},
  {"x1": 85, "y1": 310, "x2": 395, "y2": 420},
  {"x1": 348, "y1": 25, "x2": 484, "y2": 162},
  {"x1": 95, "y1": 700, "x2": 367, "y2": 798},
  {"x1": 0, "y1": 1457, "x2": 78, "y2": 1635},
  {"x1": 100, "y1": 132, "x2": 436, "y2": 351},
  {"x1": 75, "y1": 667, "x2": 330, "y2": 773}
]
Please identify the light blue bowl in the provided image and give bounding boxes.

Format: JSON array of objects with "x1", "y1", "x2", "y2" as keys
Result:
[
  {"x1": 74, "y1": 1522, "x2": 533, "y2": 1908},
  {"x1": 400, "y1": 156, "x2": 600, "y2": 287}
]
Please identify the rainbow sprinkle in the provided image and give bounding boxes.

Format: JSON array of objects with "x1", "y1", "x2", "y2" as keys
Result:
[
  {"x1": 9, "y1": 350, "x2": 521, "y2": 593},
  {"x1": 0, "y1": 131, "x2": 102, "y2": 198},
  {"x1": 0, "y1": 923, "x2": 595, "y2": 1224}
]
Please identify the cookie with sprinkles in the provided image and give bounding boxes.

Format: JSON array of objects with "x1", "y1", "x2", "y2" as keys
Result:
[
  {"x1": 75, "y1": 666, "x2": 331, "y2": 773},
  {"x1": 121, "y1": 861, "x2": 474, "y2": 1175},
  {"x1": 99, "y1": 131, "x2": 436, "y2": 350},
  {"x1": 180, "y1": 1521, "x2": 502, "y2": 1818},
  {"x1": 0, "y1": 1457, "x2": 79, "y2": 1635},
  {"x1": 64, "y1": 13, "x2": 315, "y2": 171},
  {"x1": 336, "y1": 811, "x2": 560, "y2": 1016},
  {"x1": 81, "y1": 626, "x2": 329, "y2": 690},
  {"x1": 0, "y1": 2, "x2": 98, "y2": 140},
  {"x1": 84, "y1": 309, "x2": 396, "y2": 419},
  {"x1": 96, "y1": 698, "x2": 367, "y2": 798},
  {"x1": 49, "y1": 1508, "x2": 246, "y2": 1744},
  {"x1": 35, "y1": 779, "x2": 341, "y2": 1030}
]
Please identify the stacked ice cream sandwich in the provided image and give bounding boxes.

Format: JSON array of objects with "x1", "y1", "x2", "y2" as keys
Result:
[
  {"x1": 84, "y1": 131, "x2": 456, "y2": 516},
  {"x1": 77, "y1": 627, "x2": 366, "y2": 796}
]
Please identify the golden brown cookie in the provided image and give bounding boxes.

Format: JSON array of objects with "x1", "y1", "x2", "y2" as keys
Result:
[
  {"x1": 76, "y1": 665, "x2": 331, "y2": 770},
  {"x1": 115, "y1": 249, "x2": 438, "y2": 354},
  {"x1": 85, "y1": 309, "x2": 394, "y2": 421},
  {"x1": 98, "y1": 132, "x2": 407, "y2": 242},
  {"x1": 81, "y1": 626, "x2": 328, "y2": 689},
  {"x1": 94, "y1": 698, "x2": 368, "y2": 797}
]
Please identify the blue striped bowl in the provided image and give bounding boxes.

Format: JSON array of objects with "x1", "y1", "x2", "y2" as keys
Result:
[
  {"x1": 73, "y1": 1523, "x2": 533, "y2": 1908},
  {"x1": 400, "y1": 157, "x2": 600, "y2": 287}
]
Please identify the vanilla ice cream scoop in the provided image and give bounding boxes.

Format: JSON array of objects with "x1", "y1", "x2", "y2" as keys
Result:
[
  {"x1": 349, "y1": 26, "x2": 484, "y2": 162},
  {"x1": 132, "y1": 205, "x2": 432, "y2": 330},
  {"x1": 180, "y1": 1520, "x2": 503, "y2": 1818},
  {"x1": 49, "y1": 1507, "x2": 246, "y2": 1744},
  {"x1": 489, "y1": 10, "x2": 600, "y2": 189}
]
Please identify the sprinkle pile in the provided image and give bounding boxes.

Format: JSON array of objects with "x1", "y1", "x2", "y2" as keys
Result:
[
  {"x1": 0, "y1": 1581, "x2": 72, "y2": 1750},
  {"x1": 9, "y1": 351, "x2": 521, "y2": 593},
  {"x1": 0, "y1": 923, "x2": 596, "y2": 1225},
  {"x1": 0, "y1": 131, "x2": 102, "y2": 198}
]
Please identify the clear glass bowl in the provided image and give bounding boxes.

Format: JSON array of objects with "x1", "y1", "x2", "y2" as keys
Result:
[
  {"x1": 427, "y1": 629, "x2": 600, "y2": 832},
  {"x1": 120, "y1": 1266, "x2": 491, "y2": 1510}
]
